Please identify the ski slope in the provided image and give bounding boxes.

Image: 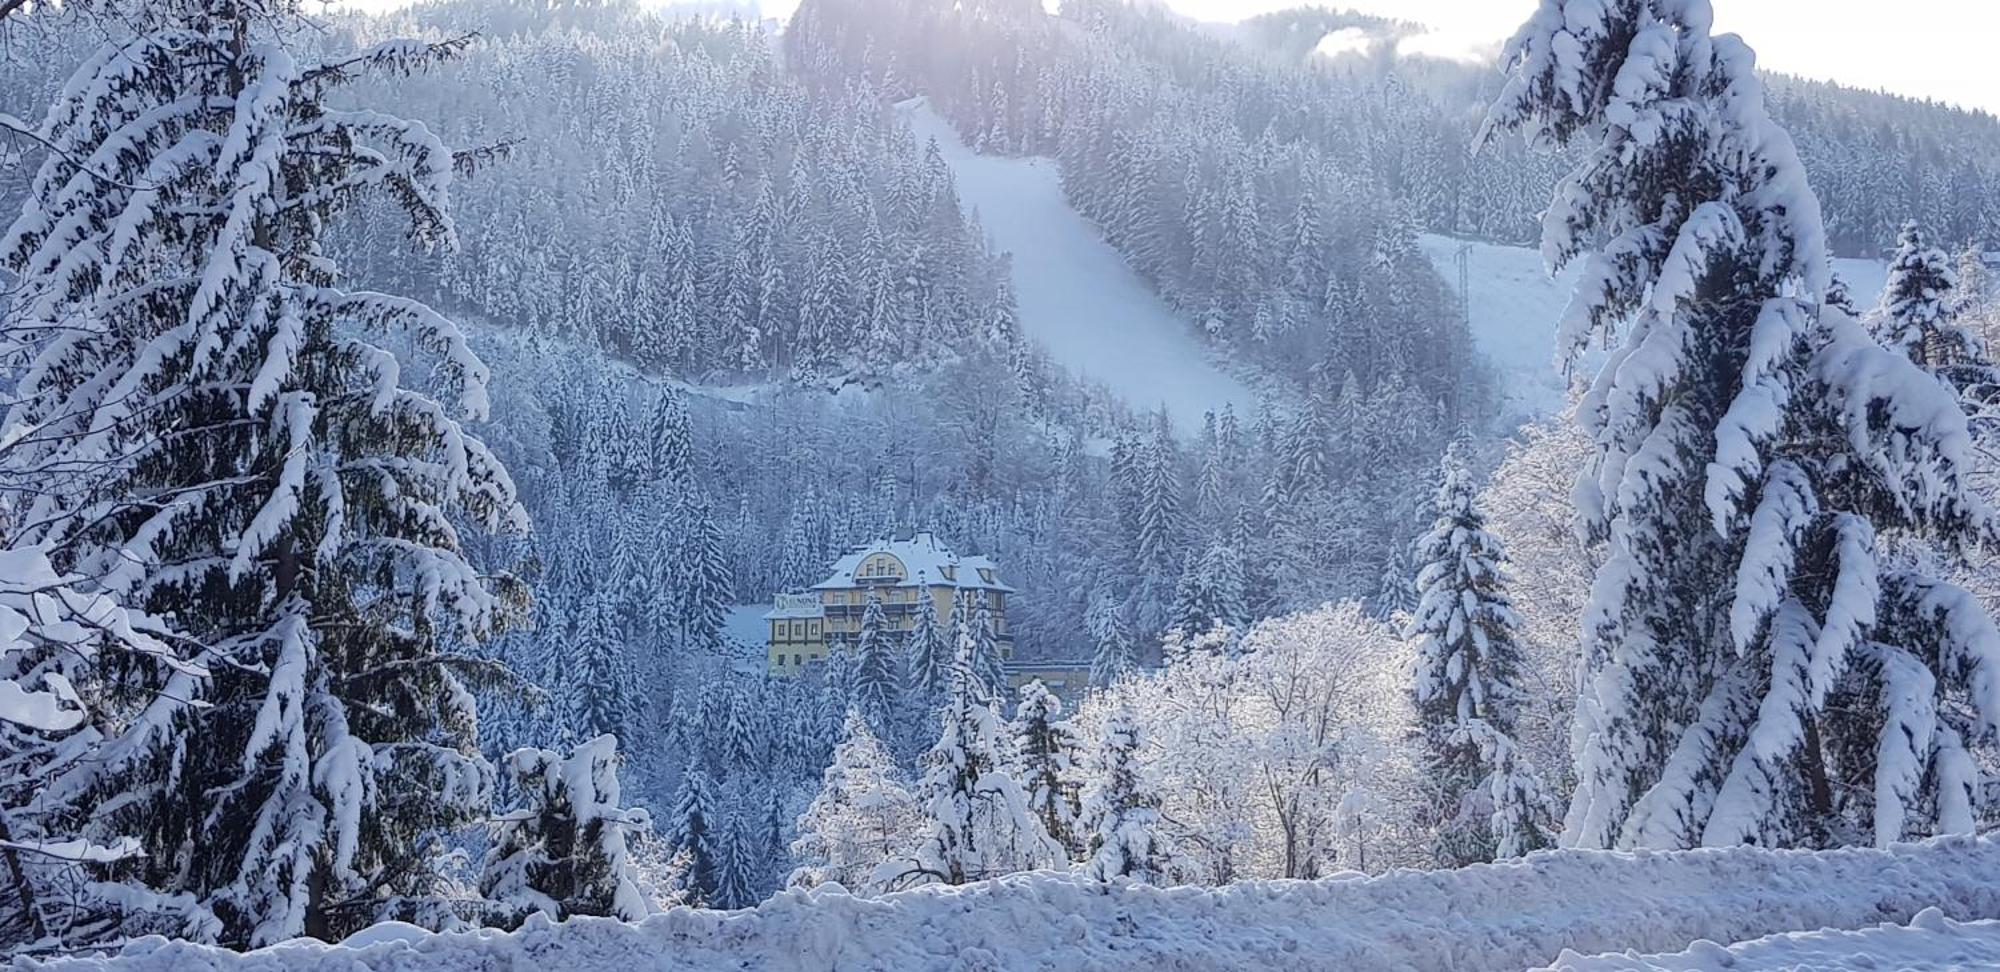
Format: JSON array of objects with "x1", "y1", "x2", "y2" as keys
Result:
[
  {"x1": 1420, "y1": 235, "x2": 1892, "y2": 424},
  {"x1": 20, "y1": 835, "x2": 2000, "y2": 972},
  {"x1": 901, "y1": 99, "x2": 1256, "y2": 432}
]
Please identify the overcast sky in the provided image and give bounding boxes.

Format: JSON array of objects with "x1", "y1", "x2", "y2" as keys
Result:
[{"x1": 335, "y1": 0, "x2": 2000, "y2": 116}]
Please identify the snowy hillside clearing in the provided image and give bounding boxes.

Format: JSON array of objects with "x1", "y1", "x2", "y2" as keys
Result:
[
  {"x1": 1544, "y1": 908, "x2": 2000, "y2": 971},
  {"x1": 1419, "y1": 235, "x2": 1892, "y2": 424},
  {"x1": 900, "y1": 98, "x2": 1257, "y2": 432},
  {"x1": 17, "y1": 835, "x2": 2000, "y2": 971}
]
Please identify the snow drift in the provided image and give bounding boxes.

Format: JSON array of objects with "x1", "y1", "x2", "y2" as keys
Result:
[
  {"x1": 1544, "y1": 908, "x2": 2000, "y2": 971},
  {"x1": 15, "y1": 835, "x2": 2000, "y2": 971}
]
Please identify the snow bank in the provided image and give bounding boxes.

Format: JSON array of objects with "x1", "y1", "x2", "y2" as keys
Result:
[
  {"x1": 16, "y1": 835, "x2": 2000, "y2": 971},
  {"x1": 900, "y1": 99, "x2": 1256, "y2": 432},
  {"x1": 1543, "y1": 908, "x2": 2000, "y2": 971}
]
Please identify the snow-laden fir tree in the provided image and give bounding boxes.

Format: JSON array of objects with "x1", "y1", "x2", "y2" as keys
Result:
[
  {"x1": 0, "y1": 548, "x2": 183, "y2": 944},
  {"x1": 965, "y1": 590, "x2": 1008, "y2": 703},
  {"x1": 851, "y1": 589, "x2": 901, "y2": 732},
  {"x1": 713, "y1": 779, "x2": 765, "y2": 909},
  {"x1": 667, "y1": 767, "x2": 720, "y2": 905},
  {"x1": 875, "y1": 637, "x2": 1061, "y2": 889},
  {"x1": 1131, "y1": 416, "x2": 1188, "y2": 636},
  {"x1": 788, "y1": 709, "x2": 919, "y2": 893},
  {"x1": 723, "y1": 680, "x2": 766, "y2": 776},
  {"x1": 1483, "y1": 0, "x2": 2000, "y2": 850},
  {"x1": 566, "y1": 585, "x2": 629, "y2": 742},
  {"x1": 1877, "y1": 221, "x2": 2000, "y2": 408},
  {"x1": 1009, "y1": 680, "x2": 1083, "y2": 858},
  {"x1": 1168, "y1": 542, "x2": 1248, "y2": 638},
  {"x1": 1409, "y1": 444, "x2": 1549, "y2": 863},
  {"x1": 1087, "y1": 583, "x2": 1138, "y2": 688},
  {"x1": 1372, "y1": 537, "x2": 1420, "y2": 622},
  {"x1": 0, "y1": 0, "x2": 528, "y2": 946},
  {"x1": 1079, "y1": 704, "x2": 1172, "y2": 884},
  {"x1": 903, "y1": 571, "x2": 950, "y2": 703},
  {"x1": 481, "y1": 735, "x2": 650, "y2": 927},
  {"x1": 1471, "y1": 724, "x2": 1558, "y2": 860}
]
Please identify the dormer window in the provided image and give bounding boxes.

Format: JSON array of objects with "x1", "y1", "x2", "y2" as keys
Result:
[
  {"x1": 978, "y1": 568, "x2": 994, "y2": 584},
  {"x1": 859, "y1": 553, "x2": 906, "y2": 584},
  {"x1": 939, "y1": 565, "x2": 956, "y2": 582}
]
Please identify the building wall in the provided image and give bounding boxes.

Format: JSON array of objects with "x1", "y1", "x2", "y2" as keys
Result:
[
  {"x1": 766, "y1": 582, "x2": 1012, "y2": 677},
  {"x1": 768, "y1": 613, "x2": 825, "y2": 673}
]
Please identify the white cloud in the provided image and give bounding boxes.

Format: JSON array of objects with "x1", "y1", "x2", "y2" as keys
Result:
[
  {"x1": 1311, "y1": 27, "x2": 1372, "y2": 63},
  {"x1": 1394, "y1": 27, "x2": 1501, "y2": 66}
]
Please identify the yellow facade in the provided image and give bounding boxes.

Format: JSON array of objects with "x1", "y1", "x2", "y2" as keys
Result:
[{"x1": 764, "y1": 539, "x2": 1014, "y2": 676}]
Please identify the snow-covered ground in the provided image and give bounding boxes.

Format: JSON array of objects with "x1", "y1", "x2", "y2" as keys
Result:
[
  {"x1": 17, "y1": 835, "x2": 2000, "y2": 971},
  {"x1": 1416, "y1": 235, "x2": 1580, "y2": 423},
  {"x1": 1419, "y1": 235, "x2": 1893, "y2": 425},
  {"x1": 901, "y1": 99, "x2": 1257, "y2": 432},
  {"x1": 722, "y1": 604, "x2": 768, "y2": 651},
  {"x1": 1545, "y1": 908, "x2": 2000, "y2": 971}
]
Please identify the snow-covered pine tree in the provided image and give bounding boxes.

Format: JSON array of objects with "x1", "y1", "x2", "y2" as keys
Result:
[
  {"x1": 0, "y1": 1, "x2": 528, "y2": 946},
  {"x1": 481, "y1": 735, "x2": 651, "y2": 927},
  {"x1": 1079, "y1": 704, "x2": 1171, "y2": 884},
  {"x1": 1131, "y1": 414, "x2": 1187, "y2": 636},
  {"x1": 1087, "y1": 583, "x2": 1137, "y2": 688},
  {"x1": 712, "y1": 779, "x2": 765, "y2": 909},
  {"x1": 680, "y1": 495, "x2": 735, "y2": 653},
  {"x1": 1483, "y1": 0, "x2": 2000, "y2": 850},
  {"x1": 851, "y1": 589, "x2": 900, "y2": 732},
  {"x1": 1009, "y1": 680, "x2": 1082, "y2": 859},
  {"x1": 567, "y1": 587, "x2": 630, "y2": 742},
  {"x1": 966, "y1": 590, "x2": 1008, "y2": 703},
  {"x1": 1168, "y1": 542, "x2": 1249, "y2": 638},
  {"x1": 788, "y1": 709, "x2": 918, "y2": 892},
  {"x1": 0, "y1": 548, "x2": 183, "y2": 944},
  {"x1": 904, "y1": 574, "x2": 949, "y2": 703},
  {"x1": 723, "y1": 680, "x2": 765, "y2": 776},
  {"x1": 1878, "y1": 221, "x2": 2000, "y2": 407},
  {"x1": 1409, "y1": 444, "x2": 1547, "y2": 863},
  {"x1": 666, "y1": 767, "x2": 720, "y2": 905},
  {"x1": 1471, "y1": 724, "x2": 1558, "y2": 860},
  {"x1": 876, "y1": 638, "x2": 1060, "y2": 889},
  {"x1": 1167, "y1": 551, "x2": 1207, "y2": 638}
]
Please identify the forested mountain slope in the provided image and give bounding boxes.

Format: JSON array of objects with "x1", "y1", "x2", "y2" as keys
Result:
[
  {"x1": 6, "y1": 0, "x2": 1996, "y2": 956},
  {"x1": 1235, "y1": 5, "x2": 2000, "y2": 258},
  {"x1": 0, "y1": 0, "x2": 1484, "y2": 913}
]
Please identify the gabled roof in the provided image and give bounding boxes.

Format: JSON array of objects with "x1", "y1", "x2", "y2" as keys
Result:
[{"x1": 809, "y1": 532, "x2": 1016, "y2": 593}]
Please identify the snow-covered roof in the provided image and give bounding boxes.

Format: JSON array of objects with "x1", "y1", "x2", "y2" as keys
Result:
[{"x1": 809, "y1": 532, "x2": 1015, "y2": 593}]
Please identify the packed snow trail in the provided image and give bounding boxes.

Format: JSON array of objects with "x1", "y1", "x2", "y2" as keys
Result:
[
  {"x1": 901, "y1": 99, "x2": 1256, "y2": 432},
  {"x1": 17, "y1": 835, "x2": 2000, "y2": 971},
  {"x1": 1419, "y1": 235, "x2": 1892, "y2": 423}
]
